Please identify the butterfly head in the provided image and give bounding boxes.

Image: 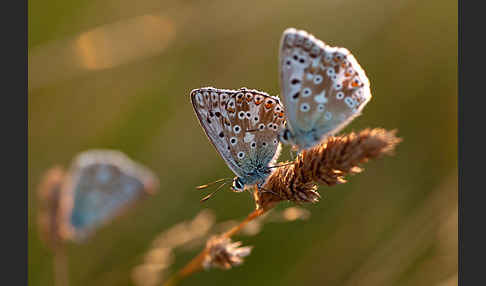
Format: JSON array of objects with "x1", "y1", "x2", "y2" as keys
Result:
[{"x1": 231, "y1": 177, "x2": 245, "y2": 192}]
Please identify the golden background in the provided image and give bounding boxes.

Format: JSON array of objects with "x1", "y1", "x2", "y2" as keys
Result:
[{"x1": 29, "y1": 0, "x2": 457, "y2": 285}]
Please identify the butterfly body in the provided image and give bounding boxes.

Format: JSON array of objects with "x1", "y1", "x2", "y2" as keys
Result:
[
  {"x1": 278, "y1": 28, "x2": 372, "y2": 150},
  {"x1": 190, "y1": 87, "x2": 285, "y2": 192}
]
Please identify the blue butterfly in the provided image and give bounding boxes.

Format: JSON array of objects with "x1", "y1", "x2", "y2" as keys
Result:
[
  {"x1": 191, "y1": 87, "x2": 286, "y2": 199},
  {"x1": 59, "y1": 150, "x2": 159, "y2": 241},
  {"x1": 277, "y1": 28, "x2": 372, "y2": 150}
]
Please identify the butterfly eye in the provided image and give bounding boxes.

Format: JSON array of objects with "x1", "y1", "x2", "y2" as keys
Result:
[
  {"x1": 237, "y1": 152, "x2": 245, "y2": 159},
  {"x1": 273, "y1": 139, "x2": 278, "y2": 145},
  {"x1": 233, "y1": 125, "x2": 241, "y2": 134},
  {"x1": 220, "y1": 93, "x2": 228, "y2": 101},
  {"x1": 313, "y1": 75, "x2": 323, "y2": 84},
  {"x1": 250, "y1": 141, "x2": 257, "y2": 149},
  {"x1": 232, "y1": 178, "x2": 244, "y2": 191},
  {"x1": 245, "y1": 93, "x2": 253, "y2": 102},
  {"x1": 317, "y1": 104, "x2": 325, "y2": 112},
  {"x1": 258, "y1": 123, "x2": 265, "y2": 131},
  {"x1": 336, "y1": 92, "x2": 345, "y2": 100},
  {"x1": 203, "y1": 91, "x2": 210, "y2": 100},
  {"x1": 230, "y1": 137, "x2": 238, "y2": 145}
]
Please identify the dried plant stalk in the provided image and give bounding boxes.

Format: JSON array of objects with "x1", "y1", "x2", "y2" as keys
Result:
[
  {"x1": 256, "y1": 128, "x2": 401, "y2": 210},
  {"x1": 162, "y1": 128, "x2": 401, "y2": 286}
]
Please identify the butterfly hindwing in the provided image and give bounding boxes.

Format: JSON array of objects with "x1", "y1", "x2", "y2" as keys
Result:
[
  {"x1": 279, "y1": 28, "x2": 372, "y2": 149},
  {"x1": 191, "y1": 87, "x2": 284, "y2": 184}
]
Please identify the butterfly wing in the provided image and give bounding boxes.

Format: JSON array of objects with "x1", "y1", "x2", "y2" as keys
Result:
[
  {"x1": 279, "y1": 28, "x2": 372, "y2": 149},
  {"x1": 191, "y1": 87, "x2": 284, "y2": 182},
  {"x1": 59, "y1": 150, "x2": 159, "y2": 241}
]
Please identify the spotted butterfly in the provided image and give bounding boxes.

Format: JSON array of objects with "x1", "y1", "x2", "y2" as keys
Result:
[
  {"x1": 58, "y1": 149, "x2": 159, "y2": 241},
  {"x1": 278, "y1": 28, "x2": 372, "y2": 150},
  {"x1": 190, "y1": 87, "x2": 285, "y2": 193}
]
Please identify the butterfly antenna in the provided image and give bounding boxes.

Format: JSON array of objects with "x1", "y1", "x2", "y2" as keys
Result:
[
  {"x1": 268, "y1": 162, "x2": 296, "y2": 169},
  {"x1": 200, "y1": 181, "x2": 228, "y2": 202},
  {"x1": 196, "y1": 178, "x2": 231, "y2": 190}
]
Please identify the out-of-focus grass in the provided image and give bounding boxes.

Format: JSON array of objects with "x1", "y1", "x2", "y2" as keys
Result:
[{"x1": 29, "y1": 0, "x2": 457, "y2": 285}]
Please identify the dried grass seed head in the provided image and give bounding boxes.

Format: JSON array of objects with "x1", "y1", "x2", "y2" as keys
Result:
[{"x1": 203, "y1": 237, "x2": 253, "y2": 270}]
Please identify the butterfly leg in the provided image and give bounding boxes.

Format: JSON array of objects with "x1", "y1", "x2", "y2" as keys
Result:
[{"x1": 289, "y1": 149, "x2": 295, "y2": 161}]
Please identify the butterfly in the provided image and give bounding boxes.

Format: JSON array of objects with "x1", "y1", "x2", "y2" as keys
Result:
[
  {"x1": 277, "y1": 28, "x2": 372, "y2": 150},
  {"x1": 190, "y1": 87, "x2": 286, "y2": 198},
  {"x1": 57, "y1": 149, "x2": 159, "y2": 241}
]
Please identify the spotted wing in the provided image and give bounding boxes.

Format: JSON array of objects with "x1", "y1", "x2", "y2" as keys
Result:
[
  {"x1": 191, "y1": 87, "x2": 285, "y2": 178},
  {"x1": 279, "y1": 28, "x2": 372, "y2": 147},
  {"x1": 59, "y1": 150, "x2": 159, "y2": 241}
]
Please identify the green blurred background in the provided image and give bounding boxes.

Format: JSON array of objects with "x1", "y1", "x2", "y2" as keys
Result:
[{"x1": 28, "y1": 0, "x2": 457, "y2": 285}]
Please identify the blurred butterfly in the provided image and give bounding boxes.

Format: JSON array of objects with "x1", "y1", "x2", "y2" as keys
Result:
[
  {"x1": 56, "y1": 149, "x2": 159, "y2": 242},
  {"x1": 278, "y1": 28, "x2": 372, "y2": 150},
  {"x1": 190, "y1": 87, "x2": 286, "y2": 200}
]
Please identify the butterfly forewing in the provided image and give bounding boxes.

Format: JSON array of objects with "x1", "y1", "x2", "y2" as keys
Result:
[
  {"x1": 191, "y1": 87, "x2": 284, "y2": 182},
  {"x1": 59, "y1": 150, "x2": 159, "y2": 241},
  {"x1": 279, "y1": 28, "x2": 372, "y2": 149}
]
